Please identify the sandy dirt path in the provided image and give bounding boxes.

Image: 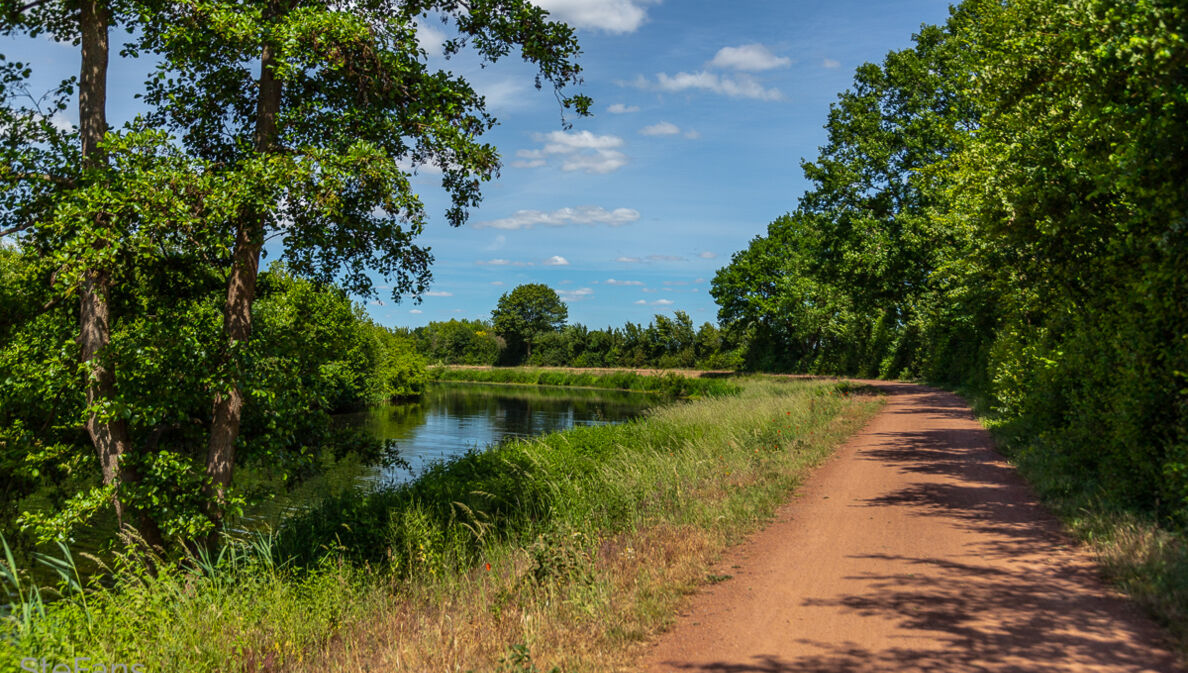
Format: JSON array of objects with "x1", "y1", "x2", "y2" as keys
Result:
[{"x1": 642, "y1": 382, "x2": 1182, "y2": 673}]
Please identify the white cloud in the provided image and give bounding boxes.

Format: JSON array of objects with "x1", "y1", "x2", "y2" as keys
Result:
[
  {"x1": 639, "y1": 121, "x2": 681, "y2": 136},
  {"x1": 410, "y1": 309, "x2": 424, "y2": 314},
  {"x1": 616, "y1": 256, "x2": 641, "y2": 263},
  {"x1": 561, "y1": 151, "x2": 628, "y2": 174},
  {"x1": 530, "y1": 0, "x2": 657, "y2": 33},
  {"x1": 490, "y1": 281, "x2": 505, "y2": 286},
  {"x1": 698, "y1": 251, "x2": 717, "y2": 259},
  {"x1": 515, "y1": 130, "x2": 629, "y2": 174},
  {"x1": 424, "y1": 291, "x2": 453, "y2": 297},
  {"x1": 607, "y1": 103, "x2": 640, "y2": 114},
  {"x1": 538, "y1": 130, "x2": 624, "y2": 152},
  {"x1": 415, "y1": 21, "x2": 448, "y2": 55},
  {"x1": 632, "y1": 71, "x2": 783, "y2": 101},
  {"x1": 684, "y1": 129, "x2": 701, "y2": 140},
  {"x1": 710, "y1": 44, "x2": 791, "y2": 71},
  {"x1": 823, "y1": 58, "x2": 841, "y2": 69},
  {"x1": 556, "y1": 287, "x2": 594, "y2": 302},
  {"x1": 635, "y1": 298, "x2": 673, "y2": 306},
  {"x1": 544, "y1": 255, "x2": 570, "y2": 266},
  {"x1": 695, "y1": 277, "x2": 705, "y2": 283},
  {"x1": 606, "y1": 278, "x2": 644, "y2": 286},
  {"x1": 634, "y1": 300, "x2": 647, "y2": 305},
  {"x1": 475, "y1": 206, "x2": 640, "y2": 230}
]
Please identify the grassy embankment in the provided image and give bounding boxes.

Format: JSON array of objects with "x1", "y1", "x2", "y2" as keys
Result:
[
  {"x1": 953, "y1": 387, "x2": 1188, "y2": 652},
  {"x1": 1, "y1": 377, "x2": 881, "y2": 672},
  {"x1": 427, "y1": 365, "x2": 738, "y2": 398}
]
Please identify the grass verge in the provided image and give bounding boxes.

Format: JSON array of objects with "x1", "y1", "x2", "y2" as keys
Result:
[
  {"x1": 1, "y1": 378, "x2": 881, "y2": 672},
  {"x1": 949, "y1": 384, "x2": 1188, "y2": 654},
  {"x1": 427, "y1": 365, "x2": 740, "y2": 398}
]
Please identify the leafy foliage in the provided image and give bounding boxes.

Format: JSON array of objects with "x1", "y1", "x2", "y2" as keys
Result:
[{"x1": 712, "y1": 0, "x2": 1188, "y2": 523}]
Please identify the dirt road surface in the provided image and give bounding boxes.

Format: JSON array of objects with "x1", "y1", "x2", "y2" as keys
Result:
[{"x1": 642, "y1": 382, "x2": 1182, "y2": 673}]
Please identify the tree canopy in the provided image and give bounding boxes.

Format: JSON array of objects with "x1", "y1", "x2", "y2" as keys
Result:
[
  {"x1": 0, "y1": 0, "x2": 589, "y2": 548},
  {"x1": 491, "y1": 283, "x2": 568, "y2": 360},
  {"x1": 712, "y1": 0, "x2": 1188, "y2": 522}
]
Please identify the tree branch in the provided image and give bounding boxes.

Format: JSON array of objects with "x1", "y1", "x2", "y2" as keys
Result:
[
  {"x1": 0, "y1": 221, "x2": 35, "y2": 238},
  {"x1": 16, "y1": 0, "x2": 53, "y2": 14}
]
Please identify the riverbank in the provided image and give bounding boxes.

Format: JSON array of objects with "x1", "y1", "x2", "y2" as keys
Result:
[
  {"x1": 428, "y1": 365, "x2": 740, "y2": 397},
  {"x1": 2, "y1": 378, "x2": 881, "y2": 671}
]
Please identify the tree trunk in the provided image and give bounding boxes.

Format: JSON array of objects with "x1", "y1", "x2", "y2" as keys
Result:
[
  {"x1": 77, "y1": 0, "x2": 165, "y2": 549},
  {"x1": 204, "y1": 40, "x2": 282, "y2": 542}
]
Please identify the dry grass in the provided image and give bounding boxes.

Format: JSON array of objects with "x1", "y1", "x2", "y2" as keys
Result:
[{"x1": 289, "y1": 383, "x2": 882, "y2": 672}]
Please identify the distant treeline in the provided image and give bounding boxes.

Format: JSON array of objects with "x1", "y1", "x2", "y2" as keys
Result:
[
  {"x1": 708, "y1": 0, "x2": 1187, "y2": 522},
  {"x1": 406, "y1": 312, "x2": 742, "y2": 370}
]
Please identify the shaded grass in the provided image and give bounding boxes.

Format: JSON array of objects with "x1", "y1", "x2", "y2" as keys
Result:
[
  {"x1": 427, "y1": 366, "x2": 740, "y2": 398},
  {"x1": 948, "y1": 383, "x2": 1188, "y2": 654},
  {"x1": 2, "y1": 378, "x2": 882, "y2": 671}
]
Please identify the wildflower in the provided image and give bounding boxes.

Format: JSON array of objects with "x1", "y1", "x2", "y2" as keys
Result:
[{"x1": 485, "y1": 562, "x2": 491, "y2": 571}]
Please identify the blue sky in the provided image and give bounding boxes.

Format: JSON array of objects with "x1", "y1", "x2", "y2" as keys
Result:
[{"x1": 6, "y1": 0, "x2": 953, "y2": 329}]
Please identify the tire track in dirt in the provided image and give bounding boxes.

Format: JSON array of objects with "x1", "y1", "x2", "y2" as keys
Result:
[{"x1": 642, "y1": 382, "x2": 1182, "y2": 673}]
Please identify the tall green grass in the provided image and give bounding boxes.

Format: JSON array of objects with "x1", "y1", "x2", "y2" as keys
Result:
[
  {"x1": 427, "y1": 366, "x2": 739, "y2": 398},
  {"x1": 1, "y1": 379, "x2": 880, "y2": 671}
]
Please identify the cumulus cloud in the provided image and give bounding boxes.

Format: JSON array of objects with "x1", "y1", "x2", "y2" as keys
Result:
[
  {"x1": 616, "y1": 256, "x2": 641, "y2": 263},
  {"x1": 475, "y1": 206, "x2": 640, "y2": 230},
  {"x1": 639, "y1": 121, "x2": 681, "y2": 136},
  {"x1": 556, "y1": 287, "x2": 594, "y2": 302},
  {"x1": 823, "y1": 58, "x2": 841, "y2": 69},
  {"x1": 635, "y1": 298, "x2": 673, "y2": 306},
  {"x1": 606, "y1": 278, "x2": 645, "y2": 286},
  {"x1": 629, "y1": 71, "x2": 783, "y2": 101},
  {"x1": 684, "y1": 129, "x2": 701, "y2": 140},
  {"x1": 561, "y1": 151, "x2": 629, "y2": 173},
  {"x1": 530, "y1": 0, "x2": 657, "y2": 33},
  {"x1": 490, "y1": 281, "x2": 505, "y2": 286},
  {"x1": 710, "y1": 44, "x2": 791, "y2": 71},
  {"x1": 608, "y1": 103, "x2": 639, "y2": 114},
  {"x1": 514, "y1": 130, "x2": 629, "y2": 174},
  {"x1": 415, "y1": 21, "x2": 447, "y2": 54},
  {"x1": 410, "y1": 309, "x2": 424, "y2": 314},
  {"x1": 424, "y1": 291, "x2": 453, "y2": 297},
  {"x1": 544, "y1": 255, "x2": 570, "y2": 266},
  {"x1": 698, "y1": 251, "x2": 718, "y2": 259}
]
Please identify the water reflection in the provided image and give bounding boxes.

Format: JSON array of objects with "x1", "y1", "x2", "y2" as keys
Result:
[{"x1": 342, "y1": 382, "x2": 657, "y2": 484}]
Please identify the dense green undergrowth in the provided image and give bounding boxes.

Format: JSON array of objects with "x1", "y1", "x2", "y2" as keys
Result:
[
  {"x1": 0, "y1": 379, "x2": 878, "y2": 671},
  {"x1": 427, "y1": 366, "x2": 739, "y2": 398}
]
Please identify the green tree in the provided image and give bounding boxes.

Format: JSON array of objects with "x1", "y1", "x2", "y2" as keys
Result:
[
  {"x1": 491, "y1": 283, "x2": 568, "y2": 362},
  {"x1": 2, "y1": 0, "x2": 589, "y2": 547}
]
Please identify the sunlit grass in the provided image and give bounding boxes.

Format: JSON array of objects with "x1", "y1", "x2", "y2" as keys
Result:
[{"x1": 1, "y1": 378, "x2": 882, "y2": 672}]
